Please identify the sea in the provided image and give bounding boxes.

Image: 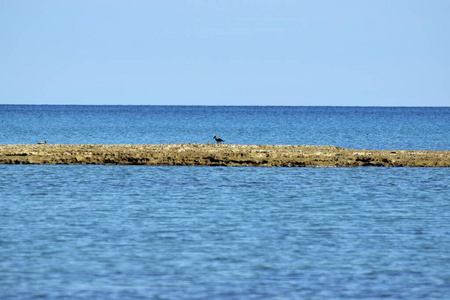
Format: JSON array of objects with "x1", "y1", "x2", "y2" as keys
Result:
[{"x1": 1, "y1": 105, "x2": 449, "y2": 299}]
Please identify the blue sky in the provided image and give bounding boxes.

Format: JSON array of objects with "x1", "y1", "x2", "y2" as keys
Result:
[{"x1": 1, "y1": 0, "x2": 449, "y2": 106}]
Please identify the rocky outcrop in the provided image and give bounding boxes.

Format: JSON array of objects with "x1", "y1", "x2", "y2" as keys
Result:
[{"x1": 0, "y1": 144, "x2": 449, "y2": 167}]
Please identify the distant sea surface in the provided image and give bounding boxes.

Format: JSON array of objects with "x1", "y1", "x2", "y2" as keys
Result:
[
  {"x1": 1, "y1": 105, "x2": 449, "y2": 149},
  {"x1": 1, "y1": 106, "x2": 450, "y2": 299}
]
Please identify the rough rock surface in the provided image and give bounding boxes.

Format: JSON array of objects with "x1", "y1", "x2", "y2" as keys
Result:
[{"x1": 0, "y1": 144, "x2": 449, "y2": 167}]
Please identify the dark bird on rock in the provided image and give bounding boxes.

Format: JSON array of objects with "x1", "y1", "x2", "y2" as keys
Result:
[
  {"x1": 37, "y1": 141, "x2": 47, "y2": 145},
  {"x1": 213, "y1": 136, "x2": 224, "y2": 143}
]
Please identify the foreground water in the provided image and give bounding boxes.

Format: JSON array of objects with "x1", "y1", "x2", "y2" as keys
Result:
[{"x1": 1, "y1": 165, "x2": 449, "y2": 299}]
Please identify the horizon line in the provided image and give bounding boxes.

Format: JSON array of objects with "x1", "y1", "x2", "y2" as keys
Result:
[{"x1": 0, "y1": 104, "x2": 449, "y2": 108}]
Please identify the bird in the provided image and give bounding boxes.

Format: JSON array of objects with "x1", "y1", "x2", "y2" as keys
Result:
[
  {"x1": 37, "y1": 141, "x2": 47, "y2": 145},
  {"x1": 213, "y1": 136, "x2": 224, "y2": 143}
]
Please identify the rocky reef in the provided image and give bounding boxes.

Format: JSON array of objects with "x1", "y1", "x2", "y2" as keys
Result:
[{"x1": 0, "y1": 144, "x2": 449, "y2": 167}]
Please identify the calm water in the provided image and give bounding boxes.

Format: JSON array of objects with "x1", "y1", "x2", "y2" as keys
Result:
[
  {"x1": 1, "y1": 106, "x2": 450, "y2": 299},
  {"x1": 0, "y1": 105, "x2": 449, "y2": 150}
]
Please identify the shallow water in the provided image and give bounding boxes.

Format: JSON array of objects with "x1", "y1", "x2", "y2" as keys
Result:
[{"x1": 1, "y1": 165, "x2": 449, "y2": 299}]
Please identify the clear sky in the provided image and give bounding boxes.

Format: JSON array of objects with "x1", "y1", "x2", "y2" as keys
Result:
[{"x1": 1, "y1": 0, "x2": 449, "y2": 106}]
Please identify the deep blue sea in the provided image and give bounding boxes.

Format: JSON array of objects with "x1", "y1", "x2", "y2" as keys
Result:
[
  {"x1": 1, "y1": 106, "x2": 450, "y2": 299},
  {"x1": 1, "y1": 105, "x2": 449, "y2": 149}
]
